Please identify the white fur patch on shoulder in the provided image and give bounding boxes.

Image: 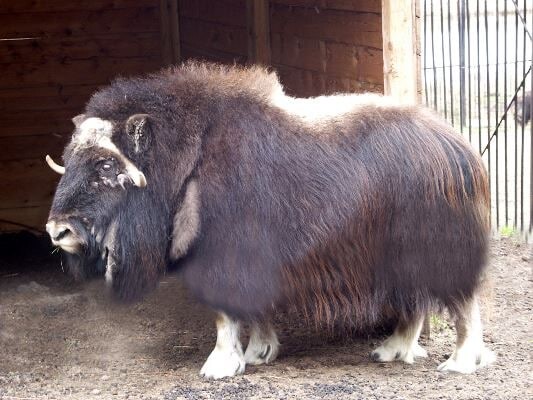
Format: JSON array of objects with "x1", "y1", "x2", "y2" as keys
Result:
[
  {"x1": 170, "y1": 180, "x2": 200, "y2": 260},
  {"x1": 270, "y1": 88, "x2": 398, "y2": 123}
]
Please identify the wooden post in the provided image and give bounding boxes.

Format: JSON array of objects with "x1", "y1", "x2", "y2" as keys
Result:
[
  {"x1": 382, "y1": 0, "x2": 428, "y2": 337},
  {"x1": 160, "y1": 0, "x2": 180, "y2": 66},
  {"x1": 247, "y1": 0, "x2": 271, "y2": 65},
  {"x1": 381, "y1": 0, "x2": 420, "y2": 103},
  {"x1": 169, "y1": 0, "x2": 180, "y2": 63}
]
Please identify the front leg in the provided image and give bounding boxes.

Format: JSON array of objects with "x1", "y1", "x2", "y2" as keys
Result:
[{"x1": 200, "y1": 313, "x2": 245, "y2": 379}]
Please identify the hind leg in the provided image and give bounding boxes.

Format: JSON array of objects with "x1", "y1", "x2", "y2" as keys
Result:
[
  {"x1": 438, "y1": 296, "x2": 495, "y2": 373},
  {"x1": 371, "y1": 314, "x2": 428, "y2": 364},
  {"x1": 244, "y1": 320, "x2": 280, "y2": 365}
]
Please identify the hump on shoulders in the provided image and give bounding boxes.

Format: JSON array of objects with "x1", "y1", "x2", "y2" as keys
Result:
[{"x1": 168, "y1": 62, "x2": 410, "y2": 122}]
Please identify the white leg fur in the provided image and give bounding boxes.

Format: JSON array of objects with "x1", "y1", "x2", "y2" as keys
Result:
[
  {"x1": 371, "y1": 315, "x2": 428, "y2": 364},
  {"x1": 244, "y1": 321, "x2": 280, "y2": 365},
  {"x1": 438, "y1": 297, "x2": 495, "y2": 373},
  {"x1": 200, "y1": 313, "x2": 245, "y2": 379}
]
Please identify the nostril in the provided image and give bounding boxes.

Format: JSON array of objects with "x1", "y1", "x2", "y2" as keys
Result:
[
  {"x1": 47, "y1": 221, "x2": 73, "y2": 242},
  {"x1": 55, "y1": 228, "x2": 71, "y2": 241}
]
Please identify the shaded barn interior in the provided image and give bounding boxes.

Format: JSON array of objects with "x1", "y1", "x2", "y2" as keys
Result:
[{"x1": 0, "y1": 0, "x2": 411, "y2": 235}]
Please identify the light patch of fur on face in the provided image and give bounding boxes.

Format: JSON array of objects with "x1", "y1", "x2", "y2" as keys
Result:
[
  {"x1": 72, "y1": 117, "x2": 146, "y2": 187},
  {"x1": 76, "y1": 117, "x2": 113, "y2": 142},
  {"x1": 200, "y1": 313, "x2": 245, "y2": 379},
  {"x1": 169, "y1": 180, "x2": 200, "y2": 260}
]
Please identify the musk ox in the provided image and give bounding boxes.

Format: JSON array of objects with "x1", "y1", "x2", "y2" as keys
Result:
[
  {"x1": 515, "y1": 91, "x2": 531, "y2": 125},
  {"x1": 46, "y1": 62, "x2": 495, "y2": 378}
]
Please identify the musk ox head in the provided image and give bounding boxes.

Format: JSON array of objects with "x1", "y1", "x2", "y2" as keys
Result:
[{"x1": 46, "y1": 112, "x2": 170, "y2": 300}]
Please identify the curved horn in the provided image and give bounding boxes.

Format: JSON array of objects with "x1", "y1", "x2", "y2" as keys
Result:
[
  {"x1": 125, "y1": 165, "x2": 147, "y2": 188},
  {"x1": 45, "y1": 155, "x2": 65, "y2": 175}
]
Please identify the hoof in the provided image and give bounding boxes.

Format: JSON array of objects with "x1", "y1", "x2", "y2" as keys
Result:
[
  {"x1": 200, "y1": 348, "x2": 245, "y2": 379},
  {"x1": 413, "y1": 343, "x2": 428, "y2": 358},
  {"x1": 437, "y1": 348, "x2": 495, "y2": 374},
  {"x1": 244, "y1": 340, "x2": 279, "y2": 366},
  {"x1": 371, "y1": 341, "x2": 427, "y2": 364}
]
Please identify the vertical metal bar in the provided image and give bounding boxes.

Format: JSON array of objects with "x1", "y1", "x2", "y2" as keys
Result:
[
  {"x1": 477, "y1": 0, "x2": 482, "y2": 154},
  {"x1": 495, "y1": 0, "x2": 500, "y2": 227},
  {"x1": 530, "y1": 2, "x2": 533, "y2": 235},
  {"x1": 529, "y1": 4, "x2": 533, "y2": 235},
  {"x1": 458, "y1": 0, "x2": 466, "y2": 129},
  {"x1": 504, "y1": 0, "x2": 509, "y2": 226},
  {"x1": 484, "y1": 0, "x2": 492, "y2": 218},
  {"x1": 447, "y1": 0, "x2": 455, "y2": 125},
  {"x1": 503, "y1": 0, "x2": 509, "y2": 226},
  {"x1": 440, "y1": 0, "x2": 448, "y2": 118},
  {"x1": 431, "y1": 0, "x2": 438, "y2": 109},
  {"x1": 466, "y1": 0, "x2": 473, "y2": 142},
  {"x1": 424, "y1": 0, "x2": 429, "y2": 106},
  {"x1": 520, "y1": 0, "x2": 527, "y2": 231},
  {"x1": 514, "y1": 2, "x2": 519, "y2": 227}
]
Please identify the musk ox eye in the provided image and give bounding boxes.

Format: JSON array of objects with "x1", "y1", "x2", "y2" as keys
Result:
[{"x1": 95, "y1": 158, "x2": 117, "y2": 173}]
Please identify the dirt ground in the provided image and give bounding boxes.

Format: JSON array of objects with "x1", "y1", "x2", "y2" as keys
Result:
[{"x1": 0, "y1": 235, "x2": 531, "y2": 400}]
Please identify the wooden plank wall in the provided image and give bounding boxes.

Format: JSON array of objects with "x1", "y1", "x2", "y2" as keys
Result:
[
  {"x1": 178, "y1": 0, "x2": 248, "y2": 64},
  {"x1": 0, "y1": 0, "x2": 167, "y2": 232},
  {"x1": 177, "y1": 0, "x2": 384, "y2": 96},
  {"x1": 270, "y1": 0, "x2": 384, "y2": 97}
]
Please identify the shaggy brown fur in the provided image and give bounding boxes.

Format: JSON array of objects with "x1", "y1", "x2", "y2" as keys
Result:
[{"x1": 49, "y1": 62, "x2": 489, "y2": 331}]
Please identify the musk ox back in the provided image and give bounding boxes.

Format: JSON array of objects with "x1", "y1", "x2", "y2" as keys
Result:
[{"x1": 46, "y1": 62, "x2": 494, "y2": 378}]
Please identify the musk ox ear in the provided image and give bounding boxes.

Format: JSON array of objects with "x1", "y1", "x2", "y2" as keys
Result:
[
  {"x1": 125, "y1": 114, "x2": 152, "y2": 153},
  {"x1": 72, "y1": 114, "x2": 86, "y2": 127}
]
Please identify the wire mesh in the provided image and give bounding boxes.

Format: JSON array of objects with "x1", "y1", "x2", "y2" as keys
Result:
[{"x1": 422, "y1": 0, "x2": 533, "y2": 240}]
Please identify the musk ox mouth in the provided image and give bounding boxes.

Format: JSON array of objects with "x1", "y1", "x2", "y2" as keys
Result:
[
  {"x1": 47, "y1": 217, "x2": 118, "y2": 282},
  {"x1": 46, "y1": 220, "x2": 81, "y2": 254}
]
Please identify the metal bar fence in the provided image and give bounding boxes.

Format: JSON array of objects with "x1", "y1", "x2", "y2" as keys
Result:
[{"x1": 422, "y1": 0, "x2": 533, "y2": 240}]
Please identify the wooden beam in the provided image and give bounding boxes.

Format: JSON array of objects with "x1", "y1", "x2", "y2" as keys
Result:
[
  {"x1": 160, "y1": 0, "x2": 180, "y2": 65},
  {"x1": 381, "y1": 0, "x2": 420, "y2": 103},
  {"x1": 169, "y1": 0, "x2": 181, "y2": 63},
  {"x1": 382, "y1": 0, "x2": 427, "y2": 337},
  {"x1": 0, "y1": 206, "x2": 50, "y2": 233},
  {"x1": 247, "y1": 0, "x2": 271, "y2": 65},
  {"x1": 160, "y1": 0, "x2": 172, "y2": 65}
]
